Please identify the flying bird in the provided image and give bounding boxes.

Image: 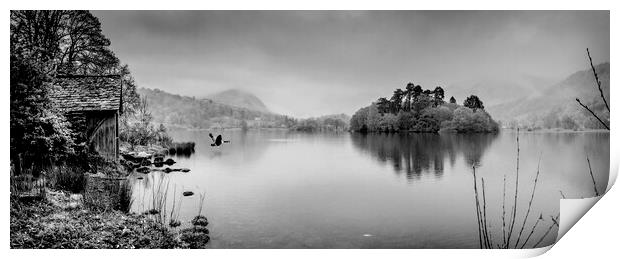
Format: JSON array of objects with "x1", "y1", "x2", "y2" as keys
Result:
[{"x1": 209, "y1": 133, "x2": 230, "y2": 147}]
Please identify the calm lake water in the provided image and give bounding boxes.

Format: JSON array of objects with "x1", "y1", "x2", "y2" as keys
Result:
[{"x1": 129, "y1": 129, "x2": 609, "y2": 248}]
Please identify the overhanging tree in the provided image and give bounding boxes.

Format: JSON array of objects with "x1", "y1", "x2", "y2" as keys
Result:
[
  {"x1": 11, "y1": 10, "x2": 118, "y2": 75},
  {"x1": 11, "y1": 10, "x2": 140, "y2": 111},
  {"x1": 10, "y1": 10, "x2": 141, "y2": 172}
]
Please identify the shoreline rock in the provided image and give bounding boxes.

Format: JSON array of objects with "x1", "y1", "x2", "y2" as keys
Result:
[{"x1": 119, "y1": 144, "x2": 169, "y2": 161}]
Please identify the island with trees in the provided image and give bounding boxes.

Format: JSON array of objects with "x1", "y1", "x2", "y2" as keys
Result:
[{"x1": 349, "y1": 83, "x2": 499, "y2": 133}]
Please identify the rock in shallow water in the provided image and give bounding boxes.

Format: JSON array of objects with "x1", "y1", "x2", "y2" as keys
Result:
[
  {"x1": 136, "y1": 151, "x2": 151, "y2": 159},
  {"x1": 145, "y1": 209, "x2": 159, "y2": 215},
  {"x1": 164, "y1": 167, "x2": 183, "y2": 173},
  {"x1": 164, "y1": 158, "x2": 175, "y2": 165}
]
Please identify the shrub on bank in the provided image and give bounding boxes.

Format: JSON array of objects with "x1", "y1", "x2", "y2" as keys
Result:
[
  {"x1": 47, "y1": 165, "x2": 87, "y2": 194},
  {"x1": 120, "y1": 97, "x2": 173, "y2": 148}
]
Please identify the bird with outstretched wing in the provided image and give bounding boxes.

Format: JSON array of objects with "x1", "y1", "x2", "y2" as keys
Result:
[{"x1": 209, "y1": 133, "x2": 230, "y2": 146}]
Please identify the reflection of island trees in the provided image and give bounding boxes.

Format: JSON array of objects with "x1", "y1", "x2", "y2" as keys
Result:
[{"x1": 351, "y1": 133, "x2": 498, "y2": 180}]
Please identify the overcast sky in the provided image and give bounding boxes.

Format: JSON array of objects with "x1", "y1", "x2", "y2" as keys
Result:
[{"x1": 93, "y1": 11, "x2": 609, "y2": 118}]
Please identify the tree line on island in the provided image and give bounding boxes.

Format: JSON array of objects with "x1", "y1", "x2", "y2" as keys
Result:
[{"x1": 350, "y1": 83, "x2": 499, "y2": 133}]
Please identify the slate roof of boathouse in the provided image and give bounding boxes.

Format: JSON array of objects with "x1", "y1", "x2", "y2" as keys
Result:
[{"x1": 49, "y1": 75, "x2": 122, "y2": 112}]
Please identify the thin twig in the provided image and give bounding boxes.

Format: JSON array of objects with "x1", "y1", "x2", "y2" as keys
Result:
[
  {"x1": 519, "y1": 214, "x2": 543, "y2": 249},
  {"x1": 163, "y1": 180, "x2": 170, "y2": 224},
  {"x1": 506, "y1": 128, "x2": 521, "y2": 248},
  {"x1": 170, "y1": 185, "x2": 176, "y2": 223},
  {"x1": 559, "y1": 190, "x2": 566, "y2": 199},
  {"x1": 533, "y1": 214, "x2": 560, "y2": 248},
  {"x1": 197, "y1": 192, "x2": 206, "y2": 215},
  {"x1": 515, "y1": 154, "x2": 543, "y2": 248},
  {"x1": 587, "y1": 48, "x2": 609, "y2": 112},
  {"x1": 502, "y1": 174, "x2": 507, "y2": 247},
  {"x1": 586, "y1": 156, "x2": 600, "y2": 196},
  {"x1": 576, "y1": 98, "x2": 609, "y2": 130},
  {"x1": 481, "y1": 178, "x2": 492, "y2": 248},
  {"x1": 472, "y1": 166, "x2": 484, "y2": 249}
]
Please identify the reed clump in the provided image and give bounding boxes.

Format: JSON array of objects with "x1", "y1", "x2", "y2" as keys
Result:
[
  {"x1": 116, "y1": 180, "x2": 134, "y2": 213},
  {"x1": 84, "y1": 176, "x2": 133, "y2": 213},
  {"x1": 179, "y1": 192, "x2": 210, "y2": 248},
  {"x1": 168, "y1": 185, "x2": 183, "y2": 228},
  {"x1": 472, "y1": 129, "x2": 559, "y2": 249},
  {"x1": 132, "y1": 177, "x2": 211, "y2": 248},
  {"x1": 148, "y1": 177, "x2": 171, "y2": 225}
]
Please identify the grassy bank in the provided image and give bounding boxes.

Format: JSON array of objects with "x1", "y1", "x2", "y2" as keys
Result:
[
  {"x1": 10, "y1": 190, "x2": 181, "y2": 249},
  {"x1": 10, "y1": 188, "x2": 210, "y2": 249},
  {"x1": 10, "y1": 157, "x2": 209, "y2": 249}
]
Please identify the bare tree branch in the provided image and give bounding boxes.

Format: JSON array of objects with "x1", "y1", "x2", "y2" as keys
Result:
[
  {"x1": 576, "y1": 98, "x2": 609, "y2": 130},
  {"x1": 587, "y1": 48, "x2": 610, "y2": 112}
]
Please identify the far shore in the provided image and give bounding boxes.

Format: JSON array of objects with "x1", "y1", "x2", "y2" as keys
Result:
[
  {"x1": 164, "y1": 124, "x2": 289, "y2": 132},
  {"x1": 161, "y1": 123, "x2": 609, "y2": 134},
  {"x1": 501, "y1": 127, "x2": 610, "y2": 134}
]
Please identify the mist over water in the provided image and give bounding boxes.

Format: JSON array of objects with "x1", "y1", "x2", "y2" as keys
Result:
[{"x1": 129, "y1": 129, "x2": 609, "y2": 248}]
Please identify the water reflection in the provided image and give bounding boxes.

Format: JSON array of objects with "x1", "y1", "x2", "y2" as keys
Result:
[
  {"x1": 167, "y1": 129, "x2": 286, "y2": 165},
  {"x1": 350, "y1": 133, "x2": 499, "y2": 180},
  {"x1": 126, "y1": 129, "x2": 608, "y2": 248},
  {"x1": 168, "y1": 142, "x2": 196, "y2": 158}
]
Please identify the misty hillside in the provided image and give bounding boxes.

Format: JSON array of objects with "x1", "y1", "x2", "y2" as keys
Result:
[
  {"x1": 138, "y1": 88, "x2": 294, "y2": 129},
  {"x1": 487, "y1": 63, "x2": 610, "y2": 130},
  {"x1": 206, "y1": 89, "x2": 270, "y2": 113},
  {"x1": 316, "y1": 113, "x2": 351, "y2": 123},
  {"x1": 445, "y1": 75, "x2": 556, "y2": 107},
  {"x1": 290, "y1": 113, "x2": 351, "y2": 132}
]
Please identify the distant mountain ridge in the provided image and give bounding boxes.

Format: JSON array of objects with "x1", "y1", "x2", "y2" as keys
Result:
[
  {"x1": 206, "y1": 89, "x2": 270, "y2": 113},
  {"x1": 138, "y1": 87, "x2": 293, "y2": 129},
  {"x1": 487, "y1": 62, "x2": 610, "y2": 129},
  {"x1": 445, "y1": 74, "x2": 557, "y2": 107}
]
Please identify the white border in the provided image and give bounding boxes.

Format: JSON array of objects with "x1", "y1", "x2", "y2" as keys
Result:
[{"x1": 2, "y1": 1, "x2": 617, "y2": 259}]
